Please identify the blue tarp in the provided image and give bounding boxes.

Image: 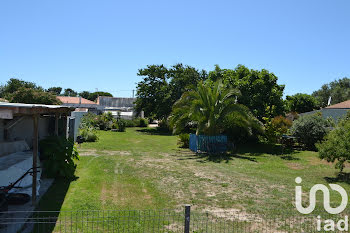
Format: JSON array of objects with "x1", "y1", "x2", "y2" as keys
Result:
[{"x1": 189, "y1": 134, "x2": 227, "y2": 153}]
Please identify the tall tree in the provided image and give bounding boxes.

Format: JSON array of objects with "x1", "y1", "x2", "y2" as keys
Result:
[
  {"x1": 285, "y1": 93, "x2": 319, "y2": 113},
  {"x1": 8, "y1": 87, "x2": 61, "y2": 105},
  {"x1": 87, "y1": 91, "x2": 113, "y2": 101},
  {"x1": 79, "y1": 91, "x2": 91, "y2": 99},
  {"x1": 312, "y1": 77, "x2": 350, "y2": 107},
  {"x1": 0, "y1": 78, "x2": 42, "y2": 98},
  {"x1": 63, "y1": 88, "x2": 78, "y2": 97},
  {"x1": 209, "y1": 65, "x2": 285, "y2": 120},
  {"x1": 47, "y1": 87, "x2": 62, "y2": 95},
  {"x1": 170, "y1": 80, "x2": 244, "y2": 135},
  {"x1": 135, "y1": 64, "x2": 207, "y2": 119}
]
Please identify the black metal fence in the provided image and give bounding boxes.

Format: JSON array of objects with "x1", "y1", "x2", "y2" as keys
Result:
[{"x1": 0, "y1": 206, "x2": 343, "y2": 232}]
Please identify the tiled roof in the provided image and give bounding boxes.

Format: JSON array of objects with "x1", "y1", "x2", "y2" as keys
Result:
[
  {"x1": 325, "y1": 100, "x2": 350, "y2": 109},
  {"x1": 57, "y1": 96, "x2": 96, "y2": 105}
]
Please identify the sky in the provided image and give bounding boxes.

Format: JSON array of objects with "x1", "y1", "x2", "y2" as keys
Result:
[{"x1": 0, "y1": 0, "x2": 349, "y2": 97}]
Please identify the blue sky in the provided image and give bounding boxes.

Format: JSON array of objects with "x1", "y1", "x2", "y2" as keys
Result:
[{"x1": 0, "y1": 0, "x2": 349, "y2": 97}]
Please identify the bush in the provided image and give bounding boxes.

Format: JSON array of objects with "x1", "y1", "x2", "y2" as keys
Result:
[
  {"x1": 80, "y1": 113, "x2": 98, "y2": 129},
  {"x1": 317, "y1": 112, "x2": 350, "y2": 172},
  {"x1": 290, "y1": 113, "x2": 331, "y2": 150},
  {"x1": 223, "y1": 106, "x2": 264, "y2": 143},
  {"x1": 132, "y1": 117, "x2": 149, "y2": 127},
  {"x1": 178, "y1": 133, "x2": 190, "y2": 148},
  {"x1": 39, "y1": 136, "x2": 79, "y2": 179},
  {"x1": 79, "y1": 128, "x2": 98, "y2": 142},
  {"x1": 116, "y1": 119, "x2": 126, "y2": 132},
  {"x1": 124, "y1": 119, "x2": 136, "y2": 127},
  {"x1": 264, "y1": 116, "x2": 292, "y2": 143}
]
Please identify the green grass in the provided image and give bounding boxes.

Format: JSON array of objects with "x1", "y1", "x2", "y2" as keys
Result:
[{"x1": 37, "y1": 127, "x2": 350, "y2": 231}]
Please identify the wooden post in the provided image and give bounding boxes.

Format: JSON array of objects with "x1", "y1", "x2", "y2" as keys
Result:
[
  {"x1": 62, "y1": 114, "x2": 67, "y2": 139},
  {"x1": 184, "y1": 205, "x2": 191, "y2": 233},
  {"x1": 55, "y1": 113, "x2": 59, "y2": 136},
  {"x1": 32, "y1": 114, "x2": 39, "y2": 205}
]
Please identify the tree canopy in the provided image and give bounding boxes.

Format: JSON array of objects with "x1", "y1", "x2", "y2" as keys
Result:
[
  {"x1": 208, "y1": 65, "x2": 285, "y2": 120},
  {"x1": 8, "y1": 87, "x2": 61, "y2": 105},
  {"x1": 87, "y1": 91, "x2": 113, "y2": 101},
  {"x1": 63, "y1": 88, "x2": 78, "y2": 97},
  {"x1": 135, "y1": 64, "x2": 207, "y2": 119},
  {"x1": 47, "y1": 87, "x2": 62, "y2": 95},
  {"x1": 317, "y1": 112, "x2": 350, "y2": 172},
  {"x1": 285, "y1": 93, "x2": 319, "y2": 113},
  {"x1": 312, "y1": 77, "x2": 350, "y2": 107}
]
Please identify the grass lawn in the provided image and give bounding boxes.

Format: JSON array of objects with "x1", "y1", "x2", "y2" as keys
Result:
[{"x1": 37, "y1": 127, "x2": 350, "y2": 231}]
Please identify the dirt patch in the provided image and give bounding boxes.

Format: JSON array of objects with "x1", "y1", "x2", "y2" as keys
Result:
[
  {"x1": 286, "y1": 162, "x2": 305, "y2": 170},
  {"x1": 79, "y1": 149, "x2": 131, "y2": 156}
]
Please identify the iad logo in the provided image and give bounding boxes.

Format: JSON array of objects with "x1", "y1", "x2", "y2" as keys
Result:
[
  {"x1": 295, "y1": 177, "x2": 348, "y2": 214},
  {"x1": 295, "y1": 177, "x2": 349, "y2": 231}
]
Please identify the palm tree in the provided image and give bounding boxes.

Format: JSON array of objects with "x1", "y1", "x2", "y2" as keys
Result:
[{"x1": 170, "y1": 79, "x2": 250, "y2": 136}]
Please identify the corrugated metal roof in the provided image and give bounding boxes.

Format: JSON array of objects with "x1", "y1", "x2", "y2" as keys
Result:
[{"x1": 0, "y1": 102, "x2": 74, "y2": 110}]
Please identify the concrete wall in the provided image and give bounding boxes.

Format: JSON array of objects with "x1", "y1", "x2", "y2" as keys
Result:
[
  {"x1": 5, "y1": 116, "x2": 51, "y2": 148},
  {"x1": 70, "y1": 111, "x2": 88, "y2": 141},
  {"x1": 98, "y1": 97, "x2": 136, "y2": 108}
]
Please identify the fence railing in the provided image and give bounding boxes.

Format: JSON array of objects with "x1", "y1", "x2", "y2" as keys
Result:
[
  {"x1": 189, "y1": 134, "x2": 227, "y2": 153},
  {"x1": 0, "y1": 206, "x2": 344, "y2": 232}
]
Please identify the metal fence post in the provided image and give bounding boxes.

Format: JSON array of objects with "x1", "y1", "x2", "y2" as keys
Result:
[{"x1": 184, "y1": 205, "x2": 191, "y2": 233}]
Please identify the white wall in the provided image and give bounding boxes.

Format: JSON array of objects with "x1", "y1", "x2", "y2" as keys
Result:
[{"x1": 6, "y1": 116, "x2": 51, "y2": 148}]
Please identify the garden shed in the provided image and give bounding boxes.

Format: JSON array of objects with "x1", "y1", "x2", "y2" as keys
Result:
[{"x1": 0, "y1": 102, "x2": 74, "y2": 205}]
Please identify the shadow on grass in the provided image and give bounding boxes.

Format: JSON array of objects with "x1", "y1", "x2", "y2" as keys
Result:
[
  {"x1": 178, "y1": 151, "x2": 258, "y2": 163},
  {"x1": 136, "y1": 128, "x2": 172, "y2": 136},
  {"x1": 324, "y1": 172, "x2": 350, "y2": 184},
  {"x1": 236, "y1": 143, "x2": 300, "y2": 161},
  {"x1": 33, "y1": 176, "x2": 78, "y2": 233}
]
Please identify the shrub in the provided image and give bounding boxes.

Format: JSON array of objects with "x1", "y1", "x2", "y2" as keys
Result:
[
  {"x1": 79, "y1": 128, "x2": 98, "y2": 142},
  {"x1": 223, "y1": 106, "x2": 264, "y2": 143},
  {"x1": 116, "y1": 119, "x2": 126, "y2": 132},
  {"x1": 139, "y1": 118, "x2": 148, "y2": 127},
  {"x1": 290, "y1": 113, "x2": 331, "y2": 150},
  {"x1": 132, "y1": 117, "x2": 149, "y2": 127},
  {"x1": 39, "y1": 136, "x2": 79, "y2": 179},
  {"x1": 80, "y1": 113, "x2": 98, "y2": 129},
  {"x1": 124, "y1": 119, "x2": 136, "y2": 127},
  {"x1": 178, "y1": 133, "x2": 190, "y2": 148},
  {"x1": 264, "y1": 116, "x2": 292, "y2": 143}
]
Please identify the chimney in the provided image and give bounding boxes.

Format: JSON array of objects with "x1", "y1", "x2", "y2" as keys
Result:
[{"x1": 79, "y1": 96, "x2": 82, "y2": 105}]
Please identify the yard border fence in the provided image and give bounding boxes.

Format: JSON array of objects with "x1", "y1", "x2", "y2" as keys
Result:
[{"x1": 0, "y1": 205, "x2": 344, "y2": 232}]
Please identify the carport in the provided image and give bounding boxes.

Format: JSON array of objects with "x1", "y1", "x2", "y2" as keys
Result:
[{"x1": 0, "y1": 103, "x2": 74, "y2": 205}]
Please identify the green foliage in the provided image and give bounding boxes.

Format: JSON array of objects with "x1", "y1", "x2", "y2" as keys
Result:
[
  {"x1": 312, "y1": 77, "x2": 350, "y2": 107},
  {"x1": 209, "y1": 65, "x2": 285, "y2": 120},
  {"x1": 39, "y1": 136, "x2": 79, "y2": 179},
  {"x1": 177, "y1": 133, "x2": 190, "y2": 148},
  {"x1": 7, "y1": 87, "x2": 61, "y2": 105},
  {"x1": 135, "y1": 64, "x2": 207, "y2": 119},
  {"x1": 170, "y1": 79, "x2": 240, "y2": 136},
  {"x1": 264, "y1": 116, "x2": 292, "y2": 143},
  {"x1": 79, "y1": 91, "x2": 90, "y2": 99},
  {"x1": 0, "y1": 78, "x2": 42, "y2": 98},
  {"x1": 87, "y1": 91, "x2": 113, "y2": 101},
  {"x1": 79, "y1": 113, "x2": 99, "y2": 129},
  {"x1": 317, "y1": 112, "x2": 350, "y2": 172},
  {"x1": 63, "y1": 88, "x2": 78, "y2": 97},
  {"x1": 131, "y1": 117, "x2": 149, "y2": 127},
  {"x1": 290, "y1": 113, "x2": 331, "y2": 150},
  {"x1": 113, "y1": 118, "x2": 127, "y2": 132},
  {"x1": 79, "y1": 127, "x2": 98, "y2": 142},
  {"x1": 46, "y1": 87, "x2": 62, "y2": 95},
  {"x1": 285, "y1": 93, "x2": 319, "y2": 113},
  {"x1": 223, "y1": 105, "x2": 264, "y2": 143}
]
